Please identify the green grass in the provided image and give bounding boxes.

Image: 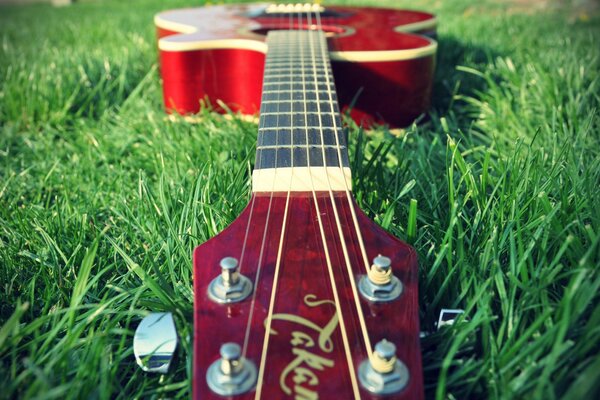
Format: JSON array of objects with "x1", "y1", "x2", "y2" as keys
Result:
[{"x1": 0, "y1": 0, "x2": 599, "y2": 398}]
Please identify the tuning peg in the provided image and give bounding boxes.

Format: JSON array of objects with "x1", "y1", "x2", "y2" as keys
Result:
[
  {"x1": 208, "y1": 257, "x2": 253, "y2": 303},
  {"x1": 206, "y1": 342, "x2": 257, "y2": 396},
  {"x1": 358, "y1": 339, "x2": 410, "y2": 394},
  {"x1": 358, "y1": 255, "x2": 403, "y2": 302},
  {"x1": 133, "y1": 312, "x2": 178, "y2": 373}
]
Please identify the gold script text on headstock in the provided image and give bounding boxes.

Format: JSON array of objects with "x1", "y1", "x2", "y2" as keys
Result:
[{"x1": 268, "y1": 294, "x2": 339, "y2": 399}]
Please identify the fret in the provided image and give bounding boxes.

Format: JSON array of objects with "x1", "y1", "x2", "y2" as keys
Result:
[
  {"x1": 266, "y1": 45, "x2": 327, "y2": 51},
  {"x1": 265, "y1": 59, "x2": 329, "y2": 64},
  {"x1": 260, "y1": 101, "x2": 334, "y2": 114},
  {"x1": 261, "y1": 89, "x2": 337, "y2": 93},
  {"x1": 264, "y1": 66, "x2": 332, "y2": 73},
  {"x1": 258, "y1": 126, "x2": 342, "y2": 132},
  {"x1": 257, "y1": 128, "x2": 340, "y2": 147},
  {"x1": 257, "y1": 144, "x2": 346, "y2": 150},
  {"x1": 261, "y1": 91, "x2": 339, "y2": 102},
  {"x1": 260, "y1": 99, "x2": 333, "y2": 105},
  {"x1": 263, "y1": 76, "x2": 330, "y2": 84},
  {"x1": 262, "y1": 70, "x2": 333, "y2": 76},
  {"x1": 259, "y1": 111, "x2": 336, "y2": 117},
  {"x1": 266, "y1": 61, "x2": 329, "y2": 66},
  {"x1": 262, "y1": 83, "x2": 336, "y2": 92},
  {"x1": 265, "y1": 60, "x2": 330, "y2": 65},
  {"x1": 263, "y1": 73, "x2": 329, "y2": 78},
  {"x1": 262, "y1": 80, "x2": 334, "y2": 86},
  {"x1": 262, "y1": 75, "x2": 330, "y2": 83},
  {"x1": 266, "y1": 57, "x2": 328, "y2": 62},
  {"x1": 259, "y1": 113, "x2": 335, "y2": 129},
  {"x1": 262, "y1": 91, "x2": 320, "y2": 101},
  {"x1": 255, "y1": 147, "x2": 344, "y2": 169}
]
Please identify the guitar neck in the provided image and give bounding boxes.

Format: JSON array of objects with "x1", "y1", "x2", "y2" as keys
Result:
[{"x1": 252, "y1": 30, "x2": 352, "y2": 193}]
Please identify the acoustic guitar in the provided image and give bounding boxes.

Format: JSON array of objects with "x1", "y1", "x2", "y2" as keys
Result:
[{"x1": 154, "y1": 3, "x2": 437, "y2": 399}]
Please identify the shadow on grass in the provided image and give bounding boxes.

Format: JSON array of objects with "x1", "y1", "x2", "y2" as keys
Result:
[{"x1": 430, "y1": 34, "x2": 501, "y2": 127}]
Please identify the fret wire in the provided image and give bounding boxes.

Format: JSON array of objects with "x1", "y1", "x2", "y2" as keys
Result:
[
  {"x1": 258, "y1": 126, "x2": 342, "y2": 132},
  {"x1": 257, "y1": 145, "x2": 346, "y2": 150},
  {"x1": 267, "y1": 62, "x2": 328, "y2": 66},
  {"x1": 265, "y1": 60, "x2": 329, "y2": 64},
  {"x1": 260, "y1": 99, "x2": 332, "y2": 104},
  {"x1": 263, "y1": 74, "x2": 329, "y2": 79},
  {"x1": 263, "y1": 70, "x2": 332, "y2": 74},
  {"x1": 262, "y1": 85, "x2": 335, "y2": 90},
  {"x1": 265, "y1": 64, "x2": 331, "y2": 70},
  {"x1": 259, "y1": 111, "x2": 336, "y2": 117},
  {"x1": 263, "y1": 82, "x2": 334, "y2": 86},
  {"x1": 262, "y1": 89, "x2": 338, "y2": 95},
  {"x1": 264, "y1": 66, "x2": 332, "y2": 71},
  {"x1": 263, "y1": 76, "x2": 330, "y2": 81}
]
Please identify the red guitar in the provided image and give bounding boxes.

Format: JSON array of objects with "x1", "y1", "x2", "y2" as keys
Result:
[{"x1": 155, "y1": 3, "x2": 436, "y2": 399}]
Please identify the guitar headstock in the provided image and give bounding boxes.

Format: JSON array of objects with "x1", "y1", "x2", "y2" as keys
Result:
[{"x1": 193, "y1": 192, "x2": 422, "y2": 399}]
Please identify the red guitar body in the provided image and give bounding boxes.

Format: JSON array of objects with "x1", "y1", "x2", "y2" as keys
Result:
[{"x1": 155, "y1": 4, "x2": 436, "y2": 127}]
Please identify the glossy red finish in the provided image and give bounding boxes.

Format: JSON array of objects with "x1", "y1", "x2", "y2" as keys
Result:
[
  {"x1": 193, "y1": 193, "x2": 422, "y2": 399},
  {"x1": 160, "y1": 46, "x2": 265, "y2": 115},
  {"x1": 156, "y1": 4, "x2": 436, "y2": 127},
  {"x1": 332, "y1": 56, "x2": 435, "y2": 127}
]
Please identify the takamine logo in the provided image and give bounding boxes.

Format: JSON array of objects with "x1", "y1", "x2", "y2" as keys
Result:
[{"x1": 268, "y1": 294, "x2": 339, "y2": 399}]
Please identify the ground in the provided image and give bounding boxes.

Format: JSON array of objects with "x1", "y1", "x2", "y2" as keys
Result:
[{"x1": 0, "y1": 0, "x2": 599, "y2": 399}]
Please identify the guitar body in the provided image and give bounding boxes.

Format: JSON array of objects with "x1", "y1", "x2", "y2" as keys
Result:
[{"x1": 155, "y1": 3, "x2": 436, "y2": 127}]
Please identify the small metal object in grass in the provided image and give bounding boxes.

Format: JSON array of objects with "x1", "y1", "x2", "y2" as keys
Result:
[
  {"x1": 437, "y1": 309, "x2": 466, "y2": 330},
  {"x1": 133, "y1": 312, "x2": 178, "y2": 373}
]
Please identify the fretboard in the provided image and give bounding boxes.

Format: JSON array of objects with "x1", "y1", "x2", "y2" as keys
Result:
[{"x1": 252, "y1": 30, "x2": 351, "y2": 193}]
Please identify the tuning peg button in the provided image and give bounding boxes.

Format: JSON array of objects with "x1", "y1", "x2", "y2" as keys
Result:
[
  {"x1": 208, "y1": 257, "x2": 253, "y2": 304},
  {"x1": 373, "y1": 254, "x2": 392, "y2": 271},
  {"x1": 219, "y1": 342, "x2": 243, "y2": 375},
  {"x1": 358, "y1": 255, "x2": 403, "y2": 302},
  {"x1": 220, "y1": 257, "x2": 240, "y2": 286},
  {"x1": 374, "y1": 339, "x2": 396, "y2": 364},
  {"x1": 358, "y1": 339, "x2": 410, "y2": 395},
  {"x1": 207, "y1": 342, "x2": 257, "y2": 396}
]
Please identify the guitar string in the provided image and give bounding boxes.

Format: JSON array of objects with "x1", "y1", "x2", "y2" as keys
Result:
[
  {"x1": 236, "y1": 192, "x2": 257, "y2": 276},
  {"x1": 254, "y1": 10, "x2": 300, "y2": 397},
  {"x1": 236, "y1": 0, "x2": 292, "y2": 312},
  {"x1": 315, "y1": 5, "x2": 372, "y2": 284},
  {"x1": 256, "y1": 8, "x2": 368, "y2": 396},
  {"x1": 302, "y1": 9, "x2": 361, "y2": 398},
  {"x1": 239, "y1": 110, "x2": 277, "y2": 358},
  {"x1": 314, "y1": 7, "x2": 376, "y2": 362},
  {"x1": 240, "y1": 11, "x2": 288, "y2": 359},
  {"x1": 252, "y1": 5, "x2": 373, "y2": 396}
]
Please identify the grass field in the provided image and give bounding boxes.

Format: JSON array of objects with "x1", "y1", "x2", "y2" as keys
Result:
[{"x1": 1, "y1": 0, "x2": 599, "y2": 398}]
